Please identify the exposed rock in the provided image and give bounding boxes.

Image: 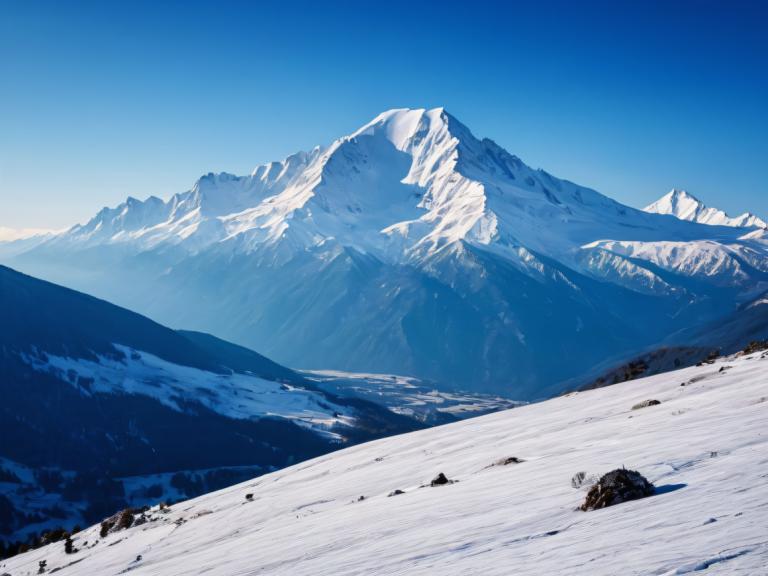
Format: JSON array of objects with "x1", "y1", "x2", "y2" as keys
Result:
[
  {"x1": 497, "y1": 457, "x2": 524, "y2": 465},
  {"x1": 388, "y1": 490, "x2": 405, "y2": 497},
  {"x1": 580, "y1": 468, "x2": 655, "y2": 511},
  {"x1": 430, "y1": 473, "x2": 452, "y2": 486},
  {"x1": 100, "y1": 507, "x2": 149, "y2": 537},
  {"x1": 632, "y1": 399, "x2": 661, "y2": 410}
]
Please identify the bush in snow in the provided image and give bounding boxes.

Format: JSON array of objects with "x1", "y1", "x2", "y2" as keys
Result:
[
  {"x1": 741, "y1": 340, "x2": 768, "y2": 355},
  {"x1": 580, "y1": 468, "x2": 655, "y2": 511},
  {"x1": 99, "y1": 519, "x2": 113, "y2": 538}
]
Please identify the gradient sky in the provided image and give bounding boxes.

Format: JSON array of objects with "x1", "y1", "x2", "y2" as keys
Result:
[{"x1": 1, "y1": 0, "x2": 766, "y2": 230}]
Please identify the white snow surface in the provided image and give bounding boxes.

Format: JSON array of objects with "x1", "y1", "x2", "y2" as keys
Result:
[
  {"x1": 33, "y1": 108, "x2": 768, "y2": 294},
  {"x1": 645, "y1": 189, "x2": 767, "y2": 229},
  {"x1": 25, "y1": 344, "x2": 353, "y2": 438},
  {"x1": 304, "y1": 369, "x2": 524, "y2": 420},
  {"x1": 4, "y1": 351, "x2": 767, "y2": 575}
]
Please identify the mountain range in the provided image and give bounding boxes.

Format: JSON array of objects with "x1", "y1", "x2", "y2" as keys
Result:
[{"x1": 4, "y1": 107, "x2": 768, "y2": 398}]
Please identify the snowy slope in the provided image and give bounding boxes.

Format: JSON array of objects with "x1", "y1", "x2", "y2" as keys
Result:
[
  {"x1": 0, "y1": 265, "x2": 421, "y2": 544},
  {"x1": 3, "y1": 351, "x2": 767, "y2": 575},
  {"x1": 645, "y1": 189, "x2": 767, "y2": 228},
  {"x1": 304, "y1": 369, "x2": 524, "y2": 423},
  {"x1": 26, "y1": 344, "x2": 351, "y2": 437},
  {"x1": 7, "y1": 108, "x2": 768, "y2": 396}
]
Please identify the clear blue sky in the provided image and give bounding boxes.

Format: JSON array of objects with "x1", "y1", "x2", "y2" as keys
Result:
[{"x1": 1, "y1": 0, "x2": 766, "y2": 229}]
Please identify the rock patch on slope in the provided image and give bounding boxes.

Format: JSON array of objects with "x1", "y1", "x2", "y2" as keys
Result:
[{"x1": 580, "y1": 469, "x2": 655, "y2": 511}]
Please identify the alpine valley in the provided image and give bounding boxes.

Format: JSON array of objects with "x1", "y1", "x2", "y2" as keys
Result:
[
  {"x1": 4, "y1": 108, "x2": 768, "y2": 399},
  {"x1": 0, "y1": 265, "x2": 421, "y2": 547}
]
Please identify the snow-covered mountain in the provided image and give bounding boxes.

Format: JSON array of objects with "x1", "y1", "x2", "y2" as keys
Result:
[
  {"x1": 0, "y1": 227, "x2": 57, "y2": 242},
  {"x1": 0, "y1": 265, "x2": 419, "y2": 545},
  {"x1": 6, "y1": 108, "x2": 768, "y2": 397},
  {"x1": 3, "y1": 346, "x2": 766, "y2": 575},
  {"x1": 644, "y1": 189, "x2": 767, "y2": 228}
]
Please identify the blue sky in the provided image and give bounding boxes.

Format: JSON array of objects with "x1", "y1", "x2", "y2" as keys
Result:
[{"x1": 1, "y1": 0, "x2": 766, "y2": 229}]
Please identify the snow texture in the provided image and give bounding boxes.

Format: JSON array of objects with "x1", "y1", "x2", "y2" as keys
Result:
[
  {"x1": 26, "y1": 344, "x2": 352, "y2": 438},
  {"x1": 305, "y1": 369, "x2": 525, "y2": 422},
  {"x1": 25, "y1": 109, "x2": 768, "y2": 282},
  {"x1": 645, "y1": 189, "x2": 767, "y2": 229},
  {"x1": 3, "y1": 350, "x2": 767, "y2": 575},
  {"x1": 7, "y1": 108, "x2": 768, "y2": 396}
]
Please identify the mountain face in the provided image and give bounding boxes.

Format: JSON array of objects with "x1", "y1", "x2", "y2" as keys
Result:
[
  {"x1": 4, "y1": 349, "x2": 766, "y2": 575},
  {"x1": 644, "y1": 189, "x2": 767, "y2": 228},
  {"x1": 6, "y1": 108, "x2": 768, "y2": 398},
  {"x1": 0, "y1": 265, "x2": 419, "y2": 545}
]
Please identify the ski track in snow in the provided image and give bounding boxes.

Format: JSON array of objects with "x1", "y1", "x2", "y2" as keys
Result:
[{"x1": 3, "y1": 351, "x2": 767, "y2": 575}]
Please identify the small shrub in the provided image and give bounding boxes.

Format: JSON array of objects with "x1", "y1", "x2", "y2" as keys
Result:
[
  {"x1": 99, "y1": 520, "x2": 114, "y2": 538},
  {"x1": 742, "y1": 340, "x2": 768, "y2": 355},
  {"x1": 117, "y1": 509, "x2": 134, "y2": 530},
  {"x1": 696, "y1": 350, "x2": 720, "y2": 365}
]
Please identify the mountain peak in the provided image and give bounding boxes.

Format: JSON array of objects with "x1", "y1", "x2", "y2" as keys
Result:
[
  {"x1": 350, "y1": 107, "x2": 456, "y2": 151},
  {"x1": 644, "y1": 189, "x2": 766, "y2": 228}
]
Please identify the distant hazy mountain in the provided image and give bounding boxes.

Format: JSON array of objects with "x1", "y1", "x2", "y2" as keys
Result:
[
  {"x1": 6, "y1": 108, "x2": 768, "y2": 397},
  {"x1": 0, "y1": 265, "x2": 418, "y2": 545}
]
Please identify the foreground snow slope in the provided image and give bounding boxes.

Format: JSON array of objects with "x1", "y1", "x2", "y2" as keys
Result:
[{"x1": 3, "y1": 352, "x2": 767, "y2": 575}]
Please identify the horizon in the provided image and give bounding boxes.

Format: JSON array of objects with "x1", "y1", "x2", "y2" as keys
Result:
[
  {"x1": 1, "y1": 0, "x2": 767, "y2": 230},
  {"x1": 2, "y1": 2, "x2": 768, "y2": 570}
]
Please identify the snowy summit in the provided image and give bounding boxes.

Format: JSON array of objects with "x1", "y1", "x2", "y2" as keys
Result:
[
  {"x1": 6, "y1": 108, "x2": 768, "y2": 397},
  {"x1": 644, "y1": 189, "x2": 767, "y2": 228}
]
